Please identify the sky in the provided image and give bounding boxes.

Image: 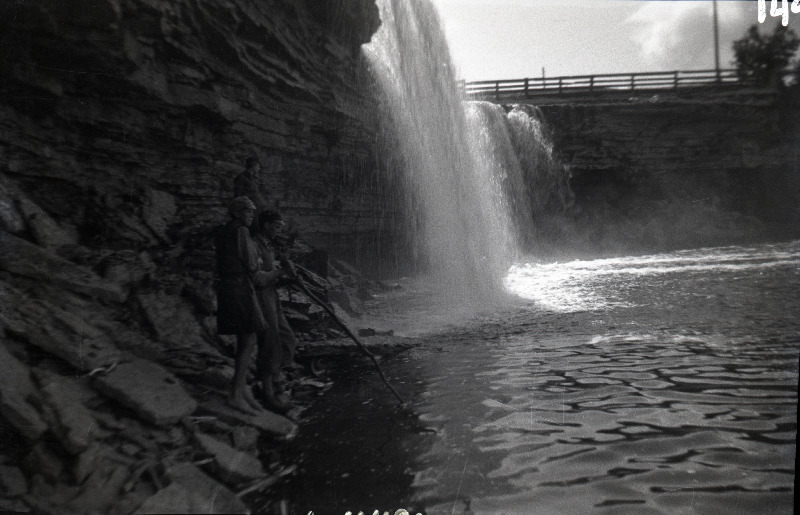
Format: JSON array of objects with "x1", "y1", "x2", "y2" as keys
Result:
[{"x1": 428, "y1": 0, "x2": 800, "y2": 81}]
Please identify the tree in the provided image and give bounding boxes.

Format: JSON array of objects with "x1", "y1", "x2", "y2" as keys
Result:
[{"x1": 732, "y1": 24, "x2": 799, "y2": 84}]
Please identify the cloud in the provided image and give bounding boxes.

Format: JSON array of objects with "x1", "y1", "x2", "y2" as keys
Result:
[{"x1": 625, "y1": 1, "x2": 753, "y2": 70}]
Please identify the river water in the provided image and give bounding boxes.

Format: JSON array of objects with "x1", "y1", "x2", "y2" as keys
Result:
[{"x1": 273, "y1": 240, "x2": 798, "y2": 515}]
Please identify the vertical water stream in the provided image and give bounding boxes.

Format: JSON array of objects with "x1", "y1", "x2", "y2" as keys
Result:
[{"x1": 363, "y1": 0, "x2": 568, "y2": 309}]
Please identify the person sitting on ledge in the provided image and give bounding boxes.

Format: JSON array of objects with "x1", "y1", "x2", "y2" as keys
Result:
[{"x1": 215, "y1": 196, "x2": 268, "y2": 415}]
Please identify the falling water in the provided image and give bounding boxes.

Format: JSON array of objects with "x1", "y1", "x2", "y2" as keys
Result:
[{"x1": 363, "y1": 0, "x2": 570, "y2": 307}]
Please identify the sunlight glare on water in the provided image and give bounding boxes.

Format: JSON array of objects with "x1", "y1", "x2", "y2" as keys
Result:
[{"x1": 505, "y1": 242, "x2": 800, "y2": 312}]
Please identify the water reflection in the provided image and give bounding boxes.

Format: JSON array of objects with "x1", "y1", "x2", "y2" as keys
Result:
[
  {"x1": 277, "y1": 242, "x2": 799, "y2": 514},
  {"x1": 504, "y1": 241, "x2": 800, "y2": 312}
]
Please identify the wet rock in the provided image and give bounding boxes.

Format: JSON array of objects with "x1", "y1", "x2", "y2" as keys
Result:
[
  {"x1": 198, "y1": 399, "x2": 297, "y2": 439},
  {"x1": 194, "y1": 432, "x2": 264, "y2": 483},
  {"x1": 0, "y1": 231, "x2": 126, "y2": 303},
  {"x1": 16, "y1": 196, "x2": 79, "y2": 250},
  {"x1": 34, "y1": 371, "x2": 97, "y2": 454},
  {"x1": 93, "y1": 359, "x2": 197, "y2": 426},
  {"x1": 0, "y1": 341, "x2": 48, "y2": 440},
  {"x1": 0, "y1": 465, "x2": 27, "y2": 497},
  {"x1": 328, "y1": 289, "x2": 364, "y2": 317},
  {"x1": 137, "y1": 291, "x2": 207, "y2": 350}
]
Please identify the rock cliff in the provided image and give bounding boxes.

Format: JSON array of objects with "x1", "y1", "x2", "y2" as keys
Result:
[
  {"x1": 0, "y1": 1, "x2": 392, "y2": 512},
  {"x1": 0, "y1": 0, "x2": 389, "y2": 259},
  {"x1": 534, "y1": 88, "x2": 800, "y2": 253}
]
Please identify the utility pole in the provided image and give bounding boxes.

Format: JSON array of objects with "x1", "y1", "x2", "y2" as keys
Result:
[{"x1": 713, "y1": 0, "x2": 721, "y2": 82}]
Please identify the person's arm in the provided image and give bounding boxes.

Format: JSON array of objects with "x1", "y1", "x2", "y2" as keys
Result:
[{"x1": 235, "y1": 226, "x2": 259, "y2": 276}]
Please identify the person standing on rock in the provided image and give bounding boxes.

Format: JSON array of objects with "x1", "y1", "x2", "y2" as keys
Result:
[
  {"x1": 234, "y1": 156, "x2": 269, "y2": 215},
  {"x1": 252, "y1": 210, "x2": 298, "y2": 414},
  {"x1": 215, "y1": 196, "x2": 268, "y2": 415}
]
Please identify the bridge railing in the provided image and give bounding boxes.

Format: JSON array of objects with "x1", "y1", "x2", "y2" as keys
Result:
[{"x1": 463, "y1": 69, "x2": 755, "y2": 99}]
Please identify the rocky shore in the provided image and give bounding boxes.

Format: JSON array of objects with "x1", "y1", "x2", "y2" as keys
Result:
[
  {"x1": 0, "y1": 173, "x2": 417, "y2": 513},
  {"x1": 0, "y1": 1, "x2": 405, "y2": 511}
]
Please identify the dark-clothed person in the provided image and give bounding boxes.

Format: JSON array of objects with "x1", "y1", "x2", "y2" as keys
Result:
[
  {"x1": 234, "y1": 156, "x2": 268, "y2": 214},
  {"x1": 215, "y1": 196, "x2": 266, "y2": 415}
]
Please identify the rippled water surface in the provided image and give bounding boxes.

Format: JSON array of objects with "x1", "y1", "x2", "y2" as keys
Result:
[{"x1": 276, "y1": 241, "x2": 799, "y2": 514}]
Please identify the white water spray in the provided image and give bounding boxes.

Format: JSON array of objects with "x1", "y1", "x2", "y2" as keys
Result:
[{"x1": 364, "y1": 0, "x2": 569, "y2": 307}]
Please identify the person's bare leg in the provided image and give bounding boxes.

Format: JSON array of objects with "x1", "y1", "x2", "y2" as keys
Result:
[{"x1": 228, "y1": 333, "x2": 260, "y2": 415}]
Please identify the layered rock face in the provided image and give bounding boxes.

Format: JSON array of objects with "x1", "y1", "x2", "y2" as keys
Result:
[
  {"x1": 0, "y1": 1, "x2": 393, "y2": 512},
  {"x1": 0, "y1": 0, "x2": 390, "y2": 258},
  {"x1": 535, "y1": 89, "x2": 800, "y2": 253}
]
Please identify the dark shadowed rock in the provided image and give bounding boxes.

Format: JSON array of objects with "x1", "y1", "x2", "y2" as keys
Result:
[
  {"x1": 0, "y1": 231, "x2": 126, "y2": 303},
  {"x1": 137, "y1": 291, "x2": 207, "y2": 350},
  {"x1": 232, "y1": 426, "x2": 260, "y2": 452},
  {"x1": 67, "y1": 462, "x2": 129, "y2": 514},
  {"x1": 154, "y1": 462, "x2": 249, "y2": 514},
  {"x1": 0, "y1": 465, "x2": 28, "y2": 497},
  {"x1": 22, "y1": 442, "x2": 64, "y2": 482},
  {"x1": 0, "y1": 180, "x2": 25, "y2": 234},
  {"x1": 4, "y1": 287, "x2": 122, "y2": 372},
  {"x1": 198, "y1": 399, "x2": 297, "y2": 439},
  {"x1": 93, "y1": 359, "x2": 197, "y2": 425},
  {"x1": 194, "y1": 432, "x2": 264, "y2": 483},
  {"x1": 16, "y1": 196, "x2": 79, "y2": 249},
  {"x1": 0, "y1": 341, "x2": 47, "y2": 440},
  {"x1": 142, "y1": 188, "x2": 177, "y2": 241},
  {"x1": 33, "y1": 371, "x2": 97, "y2": 455},
  {"x1": 137, "y1": 483, "x2": 197, "y2": 514},
  {"x1": 98, "y1": 249, "x2": 155, "y2": 290}
]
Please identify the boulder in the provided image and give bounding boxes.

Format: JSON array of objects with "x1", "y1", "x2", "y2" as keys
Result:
[
  {"x1": 0, "y1": 231, "x2": 126, "y2": 303},
  {"x1": 98, "y1": 250, "x2": 155, "y2": 290},
  {"x1": 136, "y1": 483, "x2": 197, "y2": 514},
  {"x1": 93, "y1": 359, "x2": 197, "y2": 426},
  {"x1": 143, "y1": 462, "x2": 249, "y2": 514},
  {"x1": 34, "y1": 371, "x2": 97, "y2": 454},
  {"x1": 6, "y1": 291, "x2": 122, "y2": 372},
  {"x1": 0, "y1": 341, "x2": 48, "y2": 440},
  {"x1": 194, "y1": 432, "x2": 264, "y2": 483},
  {"x1": 67, "y1": 461, "x2": 130, "y2": 513},
  {"x1": 197, "y1": 399, "x2": 297, "y2": 439},
  {"x1": 72, "y1": 442, "x2": 120, "y2": 484},
  {"x1": 137, "y1": 291, "x2": 207, "y2": 350}
]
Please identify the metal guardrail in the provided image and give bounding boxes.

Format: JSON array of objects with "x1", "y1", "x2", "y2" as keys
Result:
[{"x1": 462, "y1": 69, "x2": 756, "y2": 100}]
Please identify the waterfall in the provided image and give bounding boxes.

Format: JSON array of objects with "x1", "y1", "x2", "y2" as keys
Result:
[{"x1": 363, "y1": 0, "x2": 570, "y2": 306}]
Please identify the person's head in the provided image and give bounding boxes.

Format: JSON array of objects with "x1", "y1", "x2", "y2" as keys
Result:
[
  {"x1": 229, "y1": 196, "x2": 257, "y2": 226},
  {"x1": 245, "y1": 156, "x2": 261, "y2": 174},
  {"x1": 257, "y1": 210, "x2": 285, "y2": 239}
]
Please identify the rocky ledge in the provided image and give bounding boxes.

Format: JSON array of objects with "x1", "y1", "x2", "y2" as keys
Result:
[{"x1": 0, "y1": 173, "x2": 414, "y2": 513}]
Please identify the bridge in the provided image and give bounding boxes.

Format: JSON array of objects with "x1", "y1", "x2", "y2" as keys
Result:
[{"x1": 462, "y1": 68, "x2": 762, "y2": 102}]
